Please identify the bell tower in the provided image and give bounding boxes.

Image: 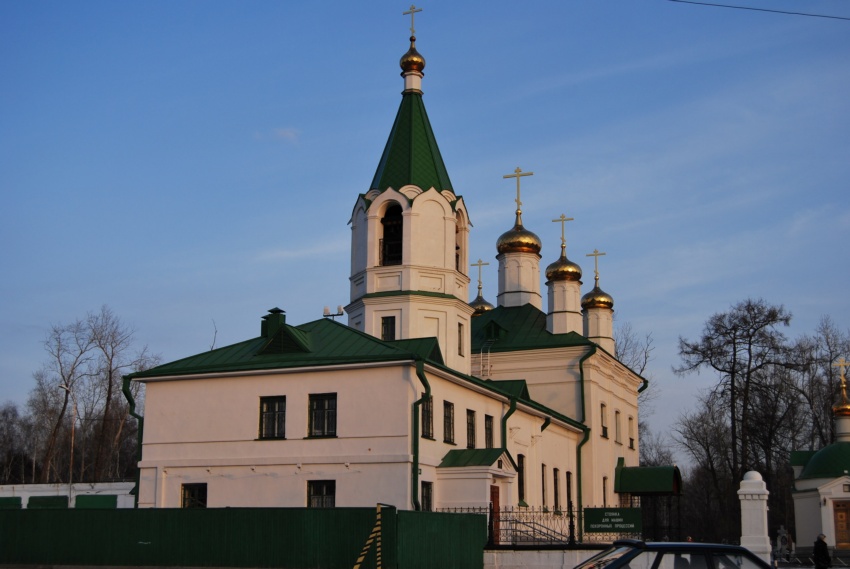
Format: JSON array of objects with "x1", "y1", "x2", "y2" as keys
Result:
[{"x1": 346, "y1": 13, "x2": 473, "y2": 374}]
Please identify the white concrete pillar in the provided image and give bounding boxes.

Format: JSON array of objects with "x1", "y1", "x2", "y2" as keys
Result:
[{"x1": 738, "y1": 471, "x2": 771, "y2": 563}]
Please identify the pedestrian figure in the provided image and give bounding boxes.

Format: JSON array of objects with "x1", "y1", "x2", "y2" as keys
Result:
[{"x1": 814, "y1": 533, "x2": 831, "y2": 569}]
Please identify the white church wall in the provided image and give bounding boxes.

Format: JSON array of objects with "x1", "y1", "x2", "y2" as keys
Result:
[
  {"x1": 137, "y1": 364, "x2": 420, "y2": 508},
  {"x1": 792, "y1": 490, "x2": 821, "y2": 550},
  {"x1": 481, "y1": 347, "x2": 588, "y2": 423}
]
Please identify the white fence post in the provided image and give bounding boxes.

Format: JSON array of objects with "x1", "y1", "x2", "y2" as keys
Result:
[{"x1": 738, "y1": 471, "x2": 771, "y2": 564}]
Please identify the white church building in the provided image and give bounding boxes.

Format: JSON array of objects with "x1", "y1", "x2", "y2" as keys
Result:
[{"x1": 125, "y1": 25, "x2": 645, "y2": 513}]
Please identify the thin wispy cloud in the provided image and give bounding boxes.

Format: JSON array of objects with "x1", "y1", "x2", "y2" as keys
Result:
[
  {"x1": 253, "y1": 238, "x2": 347, "y2": 262},
  {"x1": 253, "y1": 127, "x2": 301, "y2": 143}
]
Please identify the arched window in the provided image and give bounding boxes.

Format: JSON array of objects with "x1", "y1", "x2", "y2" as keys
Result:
[
  {"x1": 455, "y1": 211, "x2": 466, "y2": 273},
  {"x1": 380, "y1": 204, "x2": 403, "y2": 266}
]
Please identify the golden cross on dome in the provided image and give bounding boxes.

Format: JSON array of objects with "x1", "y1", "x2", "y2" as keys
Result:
[
  {"x1": 552, "y1": 213, "x2": 575, "y2": 251},
  {"x1": 836, "y1": 357, "x2": 849, "y2": 385},
  {"x1": 470, "y1": 258, "x2": 490, "y2": 292},
  {"x1": 403, "y1": 5, "x2": 422, "y2": 35},
  {"x1": 586, "y1": 249, "x2": 606, "y2": 283},
  {"x1": 503, "y1": 167, "x2": 534, "y2": 216}
]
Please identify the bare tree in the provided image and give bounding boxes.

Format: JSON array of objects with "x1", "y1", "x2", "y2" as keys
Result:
[
  {"x1": 25, "y1": 306, "x2": 158, "y2": 483},
  {"x1": 616, "y1": 321, "x2": 654, "y2": 377},
  {"x1": 31, "y1": 320, "x2": 94, "y2": 483},
  {"x1": 676, "y1": 298, "x2": 791, "y2": 481}
]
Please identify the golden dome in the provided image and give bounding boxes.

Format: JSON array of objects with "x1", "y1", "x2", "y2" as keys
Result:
[
  {"x1": 469, "y1": 294, "x2": 495, "y2": 317},
  {"x1": 581, "y1": 285, "x2": 614, "y2": 310},
  {"x1": 834, "y1": 402, "x2": 850, "y2": 417},
  {"x1": 400, "y1": 36, "x2": 425, "y2": 74},
  {"x1": 496, "y1": 223, "x2": 542, "y2": 255},
  {"x1": 546, "y1": 252, "x2": 582, "y2": 282}
]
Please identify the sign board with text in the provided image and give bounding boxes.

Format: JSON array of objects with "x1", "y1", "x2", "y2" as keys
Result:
[{"x1": 584, "y1": 508, "x2": 642, "y2": 533}]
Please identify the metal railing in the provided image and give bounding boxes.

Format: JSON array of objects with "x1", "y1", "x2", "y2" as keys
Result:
[{"x1": 439, "y1": 504, "x2": 641, "y2": 546}]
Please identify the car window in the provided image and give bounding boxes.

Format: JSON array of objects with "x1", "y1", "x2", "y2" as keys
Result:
[
  {"x1": 574, "y1": 546, "x2": 636, "y2": 569},
  {"x1": 622, "y1": 551, "x2": 659, "y2": 569},
  {"x1": 710, "y1": 553, "x2": 765, "y2": 569},
  {"x1": 657, "y1": 552, "x2": 707, "y2": 569}
]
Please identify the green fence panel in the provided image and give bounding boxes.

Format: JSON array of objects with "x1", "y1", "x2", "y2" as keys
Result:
[
  {"x1": 397, "y1": 510, "x2": 487, "y2": 569},
  {"x1": 0, "y1": 507, "x2": 398, "y2": 568},
  {"x1": 0, "y1": 497, "x2": 22, "y2": 509},
  {"x1": 26, "y1": 495, "x2": 68, "y2": 509},
  {"x1": 75, "y1": 494, "x2": 118, "y2": 509}
]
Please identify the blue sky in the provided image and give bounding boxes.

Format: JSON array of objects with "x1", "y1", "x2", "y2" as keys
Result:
[{"x1": 2, "y1": 1, "x2": 849, "y2": 447}]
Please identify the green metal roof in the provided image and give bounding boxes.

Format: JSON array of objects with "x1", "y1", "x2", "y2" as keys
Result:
[
  {"x1": 126, "y1": 310, "x2": 587, "y2": 434},
  {"x1": 471, "y1": 304, "x2": 592, "y2": 353},
  {"x1": 438, "y1": 448, "x2": 513, "y2": 469},
  {"x1": 486, "y1": 379, "x2": 530, "y2": 400},
  {"x1": 614, "y1": 458, "x2": 682, "y2": 496},
  {"x1": 791, "y1": 449, "x2": 818, "y2": 468},
  {"x1": 389, "y1": 337, "x2": 444, "y2": 365},
  {"x1": 798, "y1": 442, "x2": 850, "y2": 480},
  {"x1": 127, "y1": 315, "x2": 434, "y2": 380},
  {"x1": 370, "y1": 91, "x2": 453, "y2": 193}
]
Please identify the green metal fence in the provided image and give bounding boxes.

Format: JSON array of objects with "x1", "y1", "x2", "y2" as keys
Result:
[{"x1": 0, "y1": 506, "x2": 487, "y2": 569}]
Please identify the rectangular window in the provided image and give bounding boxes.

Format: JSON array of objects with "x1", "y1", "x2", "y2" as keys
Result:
[
  {"x1": 381, "y1": 316, "x2": 396, "y2": 341},
  {"x1": 259, "y1": 396, "x2": 286, "y2": 439},
  {"x1": 615, "y1": 410, "x2": 622, "y2": 443},
  {"x1": 421, "y1": 481, "x2": 433, "y2": 512},
  {"x1": 553, "y1": 468, "x2": 561, "y2": 512},
  {"x1": 566, "y1": 471, "x2": 573, "y2": 512},
  {"x1": 600, "y1": 403, "x2": 608, "y2": 438},
  {"x1": 518, "y1": 454, "x2": 526, "y2": 504},
  {"x1": 308, "y1": 480, "x2": 336, "y2": 508},
  {"x1": 603, "y1": 476, "x2": 608, "y2": 507},
  {"x1": 309, "y1": 393, "x2": 337, "y2": 437},
  {"x1": 484, "y1": 414, "x2": 494, "y2": 449},
  {"x1": 181, "y1": 483, "x2": 207, "y2": 508},
  {"x1": 541, "y1": 464, "x2": 547, "y2": 508},
  {"x1": 466, "y1": 409, "x2": 476, "y2": 449},
  {"x1": 457, "y1": 322, "x2": 464, "y2": 356},
  {"x1": 443, "y1": 401, "x2": 454, "y2": 444},
  {"x1": 422, "y1": 395, "x2": 434, "y2": 439},
  {"x1": 629, "y1": 416, "x2": 635, "y2": 449}
]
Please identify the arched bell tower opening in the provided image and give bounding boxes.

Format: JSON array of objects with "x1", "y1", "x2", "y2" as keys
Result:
[
  {"x1": 455, "y1": 210, "x2": 467, "y2": 273},
  {"x1": 380, "y1": 203, "x2": 404, "y2": 266}
]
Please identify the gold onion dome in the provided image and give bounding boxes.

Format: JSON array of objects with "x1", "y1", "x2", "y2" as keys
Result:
[
  {"x1": 581, "y1": 286, "x2": 614, "y2": 310},
  {"x1": 469, "y1": 294, "x2": 495, "y2": 317},
  {"x1": 834, "y1": 376, "x2": 850, "y2": 416},
  {"x1": 546, "y1": 253, "x2": 582, "y2": 282},
  {"x1": 496, "y1": 223, "x2": 543, "y2": 255},
  {"x1": 833, "y1": 401, "x2": 850, "y2": 417},
  {"x1": 400, "y1": 36, "x2": 425, "y2": 74}
]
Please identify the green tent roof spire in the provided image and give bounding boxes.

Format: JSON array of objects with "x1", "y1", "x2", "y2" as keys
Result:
[{"x1": 370, "y1": 35, "x2": 453, "y2": 193}]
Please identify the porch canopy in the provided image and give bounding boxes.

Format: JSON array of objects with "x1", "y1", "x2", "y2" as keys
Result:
[{"x1": 614, "y1": 457, "x2": 682, "y2": 496}]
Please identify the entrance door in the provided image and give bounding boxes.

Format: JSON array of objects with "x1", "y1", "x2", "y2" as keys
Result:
[
  {"x1": 490, "y1": 485, "x2": 500, "y2": 545},
  {"x1": 835, "y1": 501, "x2": 850, "y2": 549}
]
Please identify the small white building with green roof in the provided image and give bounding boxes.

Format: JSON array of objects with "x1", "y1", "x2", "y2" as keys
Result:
[
  {"x1": 792, "y1": 364, "x2": 850, "y2": 553},
  {"x1": 125, "y1": 17, "x2": 647, "y2": 517}
]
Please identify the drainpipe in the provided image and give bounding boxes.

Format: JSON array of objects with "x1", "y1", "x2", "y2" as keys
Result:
[
  {"x1": 575, "y1": 344, "x2": 596, "y2": 542},
  {"x1": 122, "y1": 375, "x2": 144, "y2": 508},
  {"x1": 412, "y1": 359, "x2": 430, "y2": 511},
  {"x1": 500, "y1": 396, "x2": 517, "y2": 451}
]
